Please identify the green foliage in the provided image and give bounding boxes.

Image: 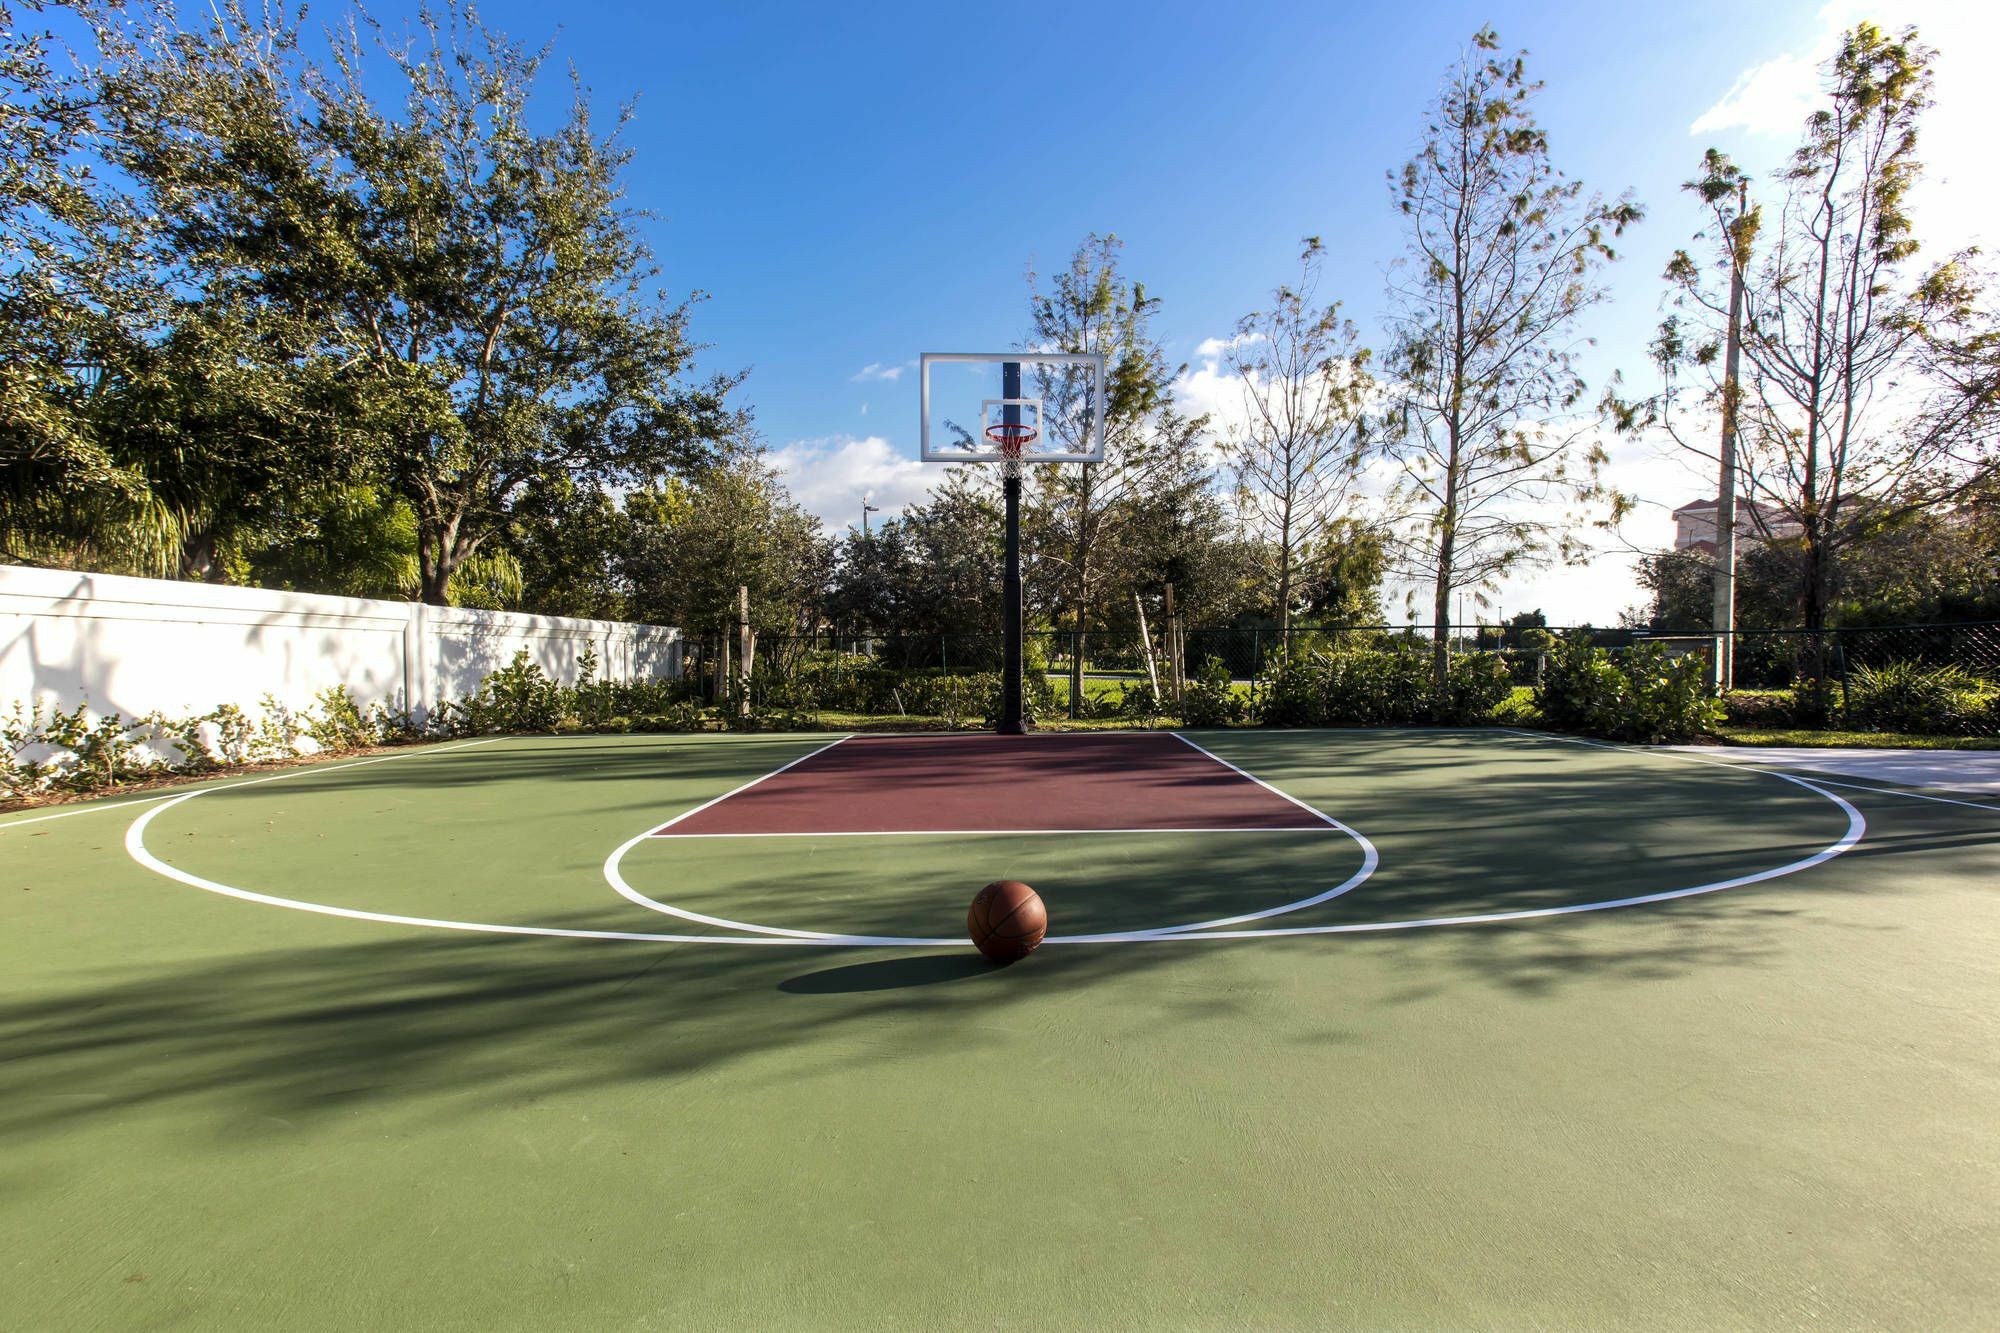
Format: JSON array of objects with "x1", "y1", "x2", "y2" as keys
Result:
[
  {"x1": 1262, "y1": 642, "x2": 1511, "y2": 727},
  {"x1": 625, "y1": 458, "x2": 831, "y2": 637},
  {"x1": 1180, "y1": 657, "x2": 1247, "y2": 727},
  {"x1": 1, "y1": 646, "x2": 695, "y2": 802},
  {"x1": 1433, "y1": 652, "x2": 1515, "y2": 723},
  {"x1": 1719, "y1": 689, "x2": 1803, "y2": 729},
  {"x1": 1534, "y1": 638, "x2": 1723, "y2": 743},
  {"x1": 629, "y1": 703, "x2": 710, "y2": 734},
  {"x1": 100, "y1": 0, "x2": 732, "y2": 603},
  {"x1": 437, "y1": 650, "x2": 565, "y2": 735},
  {"x1": 306, "y1": 686, "x2": 372, "y2": 752},
  {"x1": 1381, "y1": 27, "x2": 1637, "y2": 652},
  {"x1": 749, "y1": 654, "x2": 1058, "y2": 726},
  {"x1": 1844, "y1": 660, "x2": 1985, "y2": 735}
]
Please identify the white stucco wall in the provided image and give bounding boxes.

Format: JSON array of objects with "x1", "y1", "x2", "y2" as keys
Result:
[{"x1": 0, "y1": 565, "x2": 681, "y2": 723}]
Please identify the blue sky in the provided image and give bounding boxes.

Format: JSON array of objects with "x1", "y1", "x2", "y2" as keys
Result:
[{"x1": 202, "y1": 1, "x2": 2000, "y2": 619}]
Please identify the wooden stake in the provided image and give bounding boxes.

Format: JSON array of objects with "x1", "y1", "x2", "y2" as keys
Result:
[
  {"x1": 1134, "y1": 591, "x2": 1161, "y2": 707},
  {"x1": 737, "y1": 585, "x2": 751, "y2": 717}
]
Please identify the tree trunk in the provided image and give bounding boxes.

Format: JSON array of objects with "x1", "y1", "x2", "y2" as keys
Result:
[
  {"x1": 179, "y1": 531, "x2": 222, "y2": 583},
  {"x1": 1431, "y1": 470, "x2": 1460, "y2": 690},
  {"x1": 1431, "y1": 566, "x2": 1453, "y2": 689},
  {"x1": 1276, "y1": 547, "x2": 1293, "y2": 663},
  {"x1": 416, "y1": 510, "x2": 471, "y2": 606},
  {"x1": 1800, "y1": 525, "x2": 1832, "y2": 720},
  {"x1": 1069, "y1": 603, "x2": 1086, "y2": 720}
]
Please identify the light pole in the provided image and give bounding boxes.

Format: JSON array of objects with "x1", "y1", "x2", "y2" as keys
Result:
[{"x1": 861, "y1": 495, "x2": 880, "y2": 538}]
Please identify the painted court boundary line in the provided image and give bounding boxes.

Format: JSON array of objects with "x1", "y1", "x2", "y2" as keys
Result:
[
  {"x1": 1780, "y1": 776, "x2": 2000, "y2": 813},
  {"x1": 1647, "y1": 751, "x2": 2000, "y2": 814},
  {"x1": 603, "y1": 731, "x2": 1380, "y2": 943},
  {"x1": 653, "y1": 827, "x2": 1342, "y2": 838},
  {"x1": 123, "y1": 736, "x2": 852, "y2": 946},
  {"x1": 120, "y1": 730, "x2": 1866, "y2": 948}
]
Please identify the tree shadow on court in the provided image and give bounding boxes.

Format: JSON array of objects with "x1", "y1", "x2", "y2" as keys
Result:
[
  {"x1": 4, "y1": 733, "x2": 1990, "y2": 1147},
  {"x1": 778, "y1": 953, "x2": 999, "y2": 993}
]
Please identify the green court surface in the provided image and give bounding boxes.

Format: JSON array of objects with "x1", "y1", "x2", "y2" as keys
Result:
[{"x1": 3, "y1": 729, "x2": 1997, "y2": 1328}]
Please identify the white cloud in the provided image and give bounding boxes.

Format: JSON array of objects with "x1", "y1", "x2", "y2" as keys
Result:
[
  {"x1": 769, "y1": 434, "x2": 938, "y2": 531},
  {"x1": 1192, "y1": 331, "x2": 1263, "y2": 360},
  {"x1": 1689, "y1": 1, "x2": 2000, "y2": 253},
  {"x1": 1689, "y1": 49, "x2": 1820, "y2": 138},
  {"x1": 851, "y1": 361, "x2": 911, "y2": 383}
]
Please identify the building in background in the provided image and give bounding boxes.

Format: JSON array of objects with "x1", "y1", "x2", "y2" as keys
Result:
[{"x1": 1671, "y1": 498, "x2": 1800, "y2": 555}]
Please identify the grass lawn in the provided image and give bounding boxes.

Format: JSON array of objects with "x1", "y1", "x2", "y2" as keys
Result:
[{"x1": 1709, "y1": 727, "x2": 2000, "y2": 750}]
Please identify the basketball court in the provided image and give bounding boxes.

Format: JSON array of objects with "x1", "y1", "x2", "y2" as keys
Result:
[{"x1": 5, "y1": 726, "x2": 1996, "y2": 1326}]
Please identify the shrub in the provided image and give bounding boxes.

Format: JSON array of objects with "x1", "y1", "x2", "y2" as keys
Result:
[
  {"x1": 1844, "y1": 660, "x2": 1981, "y2": 735},
  {"x1": 438, "y1": 650, "x2": 564, "y2": 734},
  {"x1": 572, "y1": 646, "x2": 620, "y2": 727},
  {"x1": 1180, "y1": 657, "x2": 1247, "y2": 727},
  {"x1": 1435, "y1": 652, "x2": 1513, "y2": 724},
  {"x1": 366, "y1": 700, "x2": 422, "y2": 744},
  {"x1": 1534, "y1": 637, "x2": 1722, "y2": 743},
  {"x1": 307, "y1": 685, "x2": 373, "y2": 752},
  {"x1": 0, "y1": 702, "x2": 167, "y2": 796},
  {"x1": 253, "y1": 694, "x2": 307, "y2": 758},
  {"x1": 149, "y1": 710, "x2": 221, "y2": 772},
  {"x1": 1110, "y1": 681, "x2": 1165, "y2": 721},
  {"x1": 207, "y1": 704, "x2": 256, "y2": 765},
  {"x1": 631, "y1": 703, "x2": 710, "y2": 733},
  {"x1": 1262, "y1": 641, "x2": 1502, "y2": 727},
  {"x1": 1720, "y1": 689, "x2": 1799, "y2": 729}
]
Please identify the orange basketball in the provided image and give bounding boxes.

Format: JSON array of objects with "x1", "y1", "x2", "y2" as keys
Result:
[{"x1": 967, "y1": 880, "x2": 1047, "y2": 964}]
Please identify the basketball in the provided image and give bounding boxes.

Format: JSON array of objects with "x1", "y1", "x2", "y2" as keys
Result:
[{"x1": 967, "y1": 880, "x2": 1047, "y2": 964}]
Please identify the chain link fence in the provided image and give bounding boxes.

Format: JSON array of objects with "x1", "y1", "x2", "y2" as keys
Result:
[{"x1": 684, "y1": 621, "x2": 2000, "y2": 736}]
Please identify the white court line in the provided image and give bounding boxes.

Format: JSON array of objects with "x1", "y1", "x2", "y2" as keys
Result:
[
  {"x1": 10, "y1": 738, "x2": 512, "y2": 831},
  {"x1": 605, "y1": 728, "x2": 1379, "y2": 942},
  {"x1": 123, "y1": 729, "x2": 1866, "y2": 948},
  {"x1": 3, "y1": 789, "x2": 192, "y2": 829},
  {"x1": 1774, "y1": 776, "x2": 2000, "y2": 813},
  {"x1": 1168, "y1": 731, "x2": 1345, "y2": 827},
  {"x1": 654, "y1": 827, "x2": 1337, "y2": 838},
  {"x1": 648, "y1": 734, "x2": 853, "y2": 833},
  {"x1": 122, "y1": 735, "x2": 866, "y2": 946}
]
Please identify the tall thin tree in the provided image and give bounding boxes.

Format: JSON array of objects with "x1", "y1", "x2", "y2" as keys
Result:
[
  {"x1": 1623, "y1": 24, "x2": 1990, "y2": 706},
  {"x1": 1025, "y1": 234, "x2": 1208, "y2": 710},
  {"x1": 1380, "y1": 27, "x2": 1640, "y2": 683},
  {"x1": 1222, "y1": 237, "x2": 1373, "y2": 648}
]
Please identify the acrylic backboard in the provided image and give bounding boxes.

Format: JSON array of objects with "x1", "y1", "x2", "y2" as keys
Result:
[{"x1": 919, "y1": 352, "x2": 1107, "y2": 464}]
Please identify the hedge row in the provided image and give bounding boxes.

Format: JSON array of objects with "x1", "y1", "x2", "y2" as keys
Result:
[{"x1": 1722, "y1": 661, "x2": 2000, "y2": 736}]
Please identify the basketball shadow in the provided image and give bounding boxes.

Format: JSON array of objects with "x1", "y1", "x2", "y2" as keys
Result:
[{"x1": 779, "y1": 953, "x2": 999, "y2": 994}]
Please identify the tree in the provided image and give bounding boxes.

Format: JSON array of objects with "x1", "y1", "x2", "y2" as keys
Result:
[
  {"x1": 827, "y1": 471, "x2": 1006, "y2": 663},
  {"x1": 1627, "y1": 25, "x2": 1990, "y2": 696},
  {"x1": 1291, "y1": 518, "x2": 1386, "y2": 625},
  {"x1": 1222, "y1": 237, "x2": 1373, "y2": 647},
  {"x1": 506, "y1": 479, "x2": 633, "y2": 621},
  {"x1": 0, "y1": 0, "x2": 178, "y2": 569},
  {"x1": 121, "y1": 1, "x2": 733, "y2": 603},
  {"x1": 622, "y1": 450, "x2": 831, "y2": 640},
  {"x1": 1024, "y1": 233, "x2": 1213, "y2": 700},
  {"x1": 1379, "y1": 27, "x2": 1640, "y2": 684}
]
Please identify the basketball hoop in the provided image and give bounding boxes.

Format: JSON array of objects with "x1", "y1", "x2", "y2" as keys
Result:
[{"x1": 984, "y1": 421, "x2": 1038, "y2": 478}]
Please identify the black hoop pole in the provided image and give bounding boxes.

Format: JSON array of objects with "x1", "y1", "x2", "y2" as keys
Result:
[{"x1": 998, "y1": 361, "x2": 1026, "y2": 734}]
